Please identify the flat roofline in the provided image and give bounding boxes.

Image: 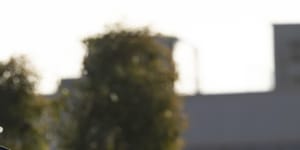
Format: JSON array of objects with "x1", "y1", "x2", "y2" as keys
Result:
[{"x1": 273, "y1": 23, "x2": 300, "y2": 27}]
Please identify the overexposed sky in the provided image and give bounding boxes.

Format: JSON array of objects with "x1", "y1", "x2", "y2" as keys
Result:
[{"x1": 0, "y1": 0, "x2": 299, "y2": 94}]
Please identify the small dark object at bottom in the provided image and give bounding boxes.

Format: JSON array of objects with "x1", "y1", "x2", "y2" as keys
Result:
[{"x1": 0, "y1": 146, "x2": 9, "y2": 150}]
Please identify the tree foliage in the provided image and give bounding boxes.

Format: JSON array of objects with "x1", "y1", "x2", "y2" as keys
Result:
[
  {"x1": 0, "y1": 57, "x2": 47, "y2": 150},
  {"x1": 58, "y1": 27, "x2": 185, "y2": 150}
]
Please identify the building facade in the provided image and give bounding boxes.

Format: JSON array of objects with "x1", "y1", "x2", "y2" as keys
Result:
[
  {"x1": 47, "y1": 25, "x2": 300, "y2": 150},
  {"x1": 183, "y1": 24, "x2": 300, "y2": 150}
]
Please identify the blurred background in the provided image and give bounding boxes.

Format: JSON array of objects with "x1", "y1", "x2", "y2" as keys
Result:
[{"x1": 2, "y1": 0, "x2": 300, "y2": 150}]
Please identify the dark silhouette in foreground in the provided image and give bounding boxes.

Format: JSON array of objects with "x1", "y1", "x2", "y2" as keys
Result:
[{"x1": 0, "y1": 146, "x2": 9, "y2": 150}]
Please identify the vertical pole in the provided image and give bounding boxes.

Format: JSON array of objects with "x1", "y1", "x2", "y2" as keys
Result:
[{"x1": 194, "y1": 47, "x2": 200, "y2": 94}]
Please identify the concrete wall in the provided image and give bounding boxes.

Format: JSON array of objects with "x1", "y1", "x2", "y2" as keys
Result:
[
  {"x1": 274, "y1": 24, "x2": 300, "y2": 92},
  {"x1": 183, "y1": 91, "x2": 300, "y2": 149}
]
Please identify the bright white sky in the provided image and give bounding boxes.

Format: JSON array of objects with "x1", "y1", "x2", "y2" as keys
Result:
[{"x1": 0, "y1": 0, "x2": 299, "y2": 95}]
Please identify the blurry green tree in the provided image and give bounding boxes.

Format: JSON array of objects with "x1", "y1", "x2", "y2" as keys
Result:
[
  {"x1": 56, "y1": 26, "x2": 186, "y2": 150},
  {"x1": 0, "y1": 57, "x2": 48, "y2": 150}
]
